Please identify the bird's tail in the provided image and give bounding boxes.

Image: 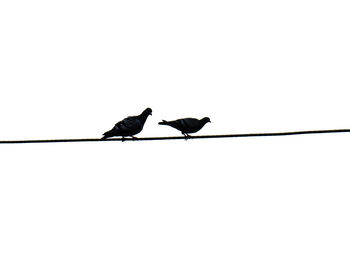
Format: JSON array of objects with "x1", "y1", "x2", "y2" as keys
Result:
[
  {"x1": 101, "y1": 130, "x2": 113, "y2": 140},
  {"x1": 158, "y1": 120, "x2": 168, "y2": 125}
]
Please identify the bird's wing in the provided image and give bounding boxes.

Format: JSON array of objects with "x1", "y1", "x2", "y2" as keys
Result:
[
  {"x1": 178, "y1": 118, "x2": 200, "y2": 129},
  {"x1": 114, "y1": 116, "x2": 142, "y2": 131}
]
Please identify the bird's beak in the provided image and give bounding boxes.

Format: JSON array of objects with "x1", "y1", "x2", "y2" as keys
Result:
[{"x1": 150, "y1": 112, "x2": 152, "y2": 116}]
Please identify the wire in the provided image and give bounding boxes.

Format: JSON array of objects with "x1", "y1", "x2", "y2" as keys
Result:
[{"x1": 0, "y1": 128, "x2": 350, "y2": 144}]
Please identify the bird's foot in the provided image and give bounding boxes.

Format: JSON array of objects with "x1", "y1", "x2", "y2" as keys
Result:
[
  {"x1": 131, "y1": 136, "x2": 138, "y2": 140},
  {"x1": 121, "y1": 137, "x2": 125, "y2": 142},
  {"x1": 183, "y1": 133, "x2": 191, "y2": 140}
]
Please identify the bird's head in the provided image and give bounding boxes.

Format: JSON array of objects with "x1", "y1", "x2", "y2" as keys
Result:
[
  {"x1": 202, "y1": 117, "x2": 211, "y2": 124},
  {"x1": 143, "y1": 108, "x2": 152, "y2": 116}
]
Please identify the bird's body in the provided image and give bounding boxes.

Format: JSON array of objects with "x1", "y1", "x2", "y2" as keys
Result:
[
  {"x1": 159, "y1": 117, "x2": 210, "y2": 138},
  {"x1": 102, "y1": 108, "x2": 152, "y2": 140}
]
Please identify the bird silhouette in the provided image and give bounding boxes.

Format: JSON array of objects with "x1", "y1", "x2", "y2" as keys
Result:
[
  {"x1": 159, "y1": 117, "x2": 211, "y2": 138},
  {"x1": 102, "y1": 108, "x2": 152, "y2": 140}
]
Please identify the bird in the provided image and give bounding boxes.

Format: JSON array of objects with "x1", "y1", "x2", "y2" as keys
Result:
[
  {"x1": 158, "y1": 117, "x2": 211, "y2": 138},
  {"x1": 102, "y1": 108, "x2": 152, "y2": 140}
]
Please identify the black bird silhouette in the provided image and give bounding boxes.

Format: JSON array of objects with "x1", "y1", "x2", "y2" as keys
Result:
[
  {"x1": 102, "y1": 108, "x2": 152, "y2": 140},
  {"x1": 159, "y1": 117, "x2": 211, "y2": 138}
]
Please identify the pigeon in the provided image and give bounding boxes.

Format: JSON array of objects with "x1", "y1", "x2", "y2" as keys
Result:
[
  {"x1": 102, "y1": 108, "x2": 152, "y2": 140},
  {"x1": 158, "y1": 117, "x2": 211, "y2": 138}
]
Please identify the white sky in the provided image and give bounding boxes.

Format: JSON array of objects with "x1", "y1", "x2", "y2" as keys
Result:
[{"x1": 0, "y1": 1, "x2": 350, "y2": 262}]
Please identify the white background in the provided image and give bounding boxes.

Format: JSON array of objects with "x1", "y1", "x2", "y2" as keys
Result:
[{"x1": 1, "y1": 1, "x2": 350, "y2": 262}]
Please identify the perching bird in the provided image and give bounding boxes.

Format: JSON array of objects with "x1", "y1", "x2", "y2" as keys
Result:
[
  {"x1": 102, "y1": 108, "x2": 152, "y2": 140},
  {"x1": 158, "y1": 117, "x2": 211, "y2": 138}
]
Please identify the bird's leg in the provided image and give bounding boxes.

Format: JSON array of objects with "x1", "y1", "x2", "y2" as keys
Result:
[
  {"x1": 182, "y1": 132, "x2": 189, "y2": 140},
  {"x1": 121, "y1": 136, "x2": 125, "y2": 142}
]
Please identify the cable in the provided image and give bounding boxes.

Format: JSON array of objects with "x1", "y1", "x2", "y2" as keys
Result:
[{"x1": 0, "y1": 128, "x2": 350, "y2": 144}]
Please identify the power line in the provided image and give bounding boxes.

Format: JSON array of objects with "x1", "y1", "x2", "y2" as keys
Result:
[{"x1": 0, "y1": 128, "x2": 350, "y2": 144}]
